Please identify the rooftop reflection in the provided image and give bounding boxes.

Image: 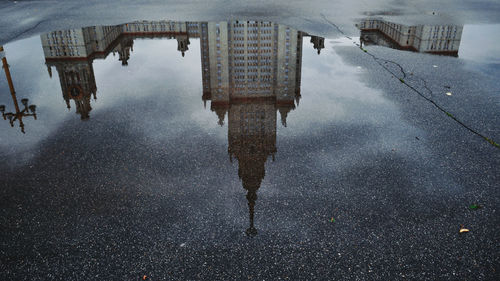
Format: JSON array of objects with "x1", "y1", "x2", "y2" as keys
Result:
[
  {"x1": 356, "y1": 19, "x2": 463, "y2": 56},
  {"x1": 39, "y1": 20, "x2": 325, "y2": 234}
]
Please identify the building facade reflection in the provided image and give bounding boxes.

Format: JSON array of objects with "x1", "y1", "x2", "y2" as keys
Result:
[
  {"x1": 41, "y1": 21, "x2": 324, "y2": 234},
  {"x1": 200, "y1": 21, "x2": 319, "y2": 235},
  {"x1": 41, "y1": 21, "x2": 322, "y2": 120},
  {"x1": 357, "y1": 19, "x2": 463, "y2": 56}
]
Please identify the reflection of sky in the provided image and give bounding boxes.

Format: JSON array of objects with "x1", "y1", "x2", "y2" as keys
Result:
[
  {"x1": 459, "y1": 24, "x2": 500, "y2": 64},
  {"x1": 0, "y1": 37, "x2": 64, "y2": 156},
  {"x1": 0, "y1": 36, "x2": 224, "y2": 160},
  {"x1": 0, "y1": 28, "x2": 423, "y2": 241},
  {"x1": 458, "y1": 24, "x2": 500, "y2": 76}
]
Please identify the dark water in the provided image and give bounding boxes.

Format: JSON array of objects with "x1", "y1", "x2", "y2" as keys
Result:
[{"x1": 1, "y1": 20, "x2": 499, "y2": 280}]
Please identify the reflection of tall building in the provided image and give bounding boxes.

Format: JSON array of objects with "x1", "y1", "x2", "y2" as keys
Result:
[
  {"x1": 227, "y1": 100, "x2": 277, "y2": 236},
  {"x1": 42, "y1": 20, "x2": 321, "y2": 121},
  {"x1": 41, "y1": 19, "x2": 323, "y2": 233},
  {"x1": 201, "y1": 21, "x2": 303, "y2": 108},
  {"x1": 201, "y1": 21, "x2": 319, "y2": 235},
  {"x1": 357, "y1": 19, "x2": 463, "y2": 56},
  {"x1": 51, "y1": 60, "x2": 97, "y2": 119}
]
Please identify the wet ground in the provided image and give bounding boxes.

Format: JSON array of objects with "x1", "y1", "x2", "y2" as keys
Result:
[{"x1": 1, "y1": 1, "x2": 500, "y2": 280}]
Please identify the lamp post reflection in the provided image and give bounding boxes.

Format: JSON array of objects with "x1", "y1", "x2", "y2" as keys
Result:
[{"x1": 0, "y1": 46, "x2": 37, "y2": 133}]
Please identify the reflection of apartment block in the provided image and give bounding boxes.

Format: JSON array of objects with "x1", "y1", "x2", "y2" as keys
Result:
[
  {"x1": 41, "y1": 26, "x2": 122, "y2": 59},
  {"x1": 357, "y1": 19, "x2": 463, "y2": 56},
  {"x1": 203, "y1": 21, "x2": 303, "y2": 105},
  {"x1": 40, "y1": 20, "x2": 320, "y2": 121}
]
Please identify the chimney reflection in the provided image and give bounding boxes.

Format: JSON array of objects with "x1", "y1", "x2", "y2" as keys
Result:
[{"x1": 0, "y1": 46, "x2": 37, "y2": 133}]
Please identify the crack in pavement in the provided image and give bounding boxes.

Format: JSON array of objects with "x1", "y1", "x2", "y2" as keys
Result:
[
  {"x1": 321, "y1": 14, "x2": 500, "y2": 149},
  {"x1": 5, "y1": 19, "x2": 50, "y2": 43}
]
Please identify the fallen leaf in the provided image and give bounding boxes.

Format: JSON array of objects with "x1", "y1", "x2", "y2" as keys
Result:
[
  {"x1": 330, "y1": 217, "x2": 335, "y2": 223},
  {"x1": 469, "y1": 204, "x2": 482, "y2": 210},
  {"x1": 143, "y1": 275, "x2": 147, "y2": 280},
  {"x1": 459, "y1": 225, "x2": 469, "y2": 234}
]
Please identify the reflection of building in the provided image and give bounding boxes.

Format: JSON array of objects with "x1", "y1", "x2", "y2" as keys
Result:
[
  {"x1": 357, "y1": 19, "x2": 463, "y2": 56},
  {"x1": 227, "y1": 100, "x2": 277, "y2": 236},
  {"x1": 201, "y1": 21, "x2": 317, "y2": 235},
  {"x1": 310, "y1": 36, "x2": 325, "y2": 54},
  {"x1": 51, "y1": 60, "x2": 96, "y2": 119},
  {"x1": 42, "y1": 26, "x2": 122, "y2": 119},
  {"x1": 41, "y1": 20, "x2": 322, "y2": 233},
  {"x1": 42, "y1": 21, "x2": 321, "y2": 121},
  {"x1": 201, "y1": 21, "x2": 303, "y2": 109}
]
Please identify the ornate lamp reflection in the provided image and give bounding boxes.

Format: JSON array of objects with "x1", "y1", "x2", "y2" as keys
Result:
[{"x1": 0, "y1": 46, "x2": 37, "y2": 133}]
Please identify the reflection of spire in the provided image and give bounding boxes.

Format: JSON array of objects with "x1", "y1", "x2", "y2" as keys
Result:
[
  {"x1": 47, "y1": 59, "x2": 97, "y2": 120},
  {"x1": 246, "y1": 190, "x2": 258, "y2": 236},
  {"x1": 202, "y1": 91, "x2": 211, "y2": 109},
  {"x1": 177, "y1": 35, "x2": 190, "y2": 57},
  {"x1": 310, "y1": 36, "x2": 325, "y2": 54},
  {"x1": 225, "y1": 101, "x2": 277, "y2": 236},
  {"x1": 46, "y1": 64, "x2": 52, "y2": 78},
  {"x1": 211, "y1": 104, "x2": 227, "y2": 126},
  {"x1": 295, "y1": 92, "x2": 301, "y2": 107},
  {"x1": 278, "y1": 107, "x2": 291, "y2": 127},
  {"x1": 117, "y1": 38, "x2": 133, "y2": 66}
]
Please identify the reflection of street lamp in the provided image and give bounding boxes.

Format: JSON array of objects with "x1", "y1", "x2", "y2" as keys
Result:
[{"x1": 0, "y1": 45, "x2": 37, "y2": 133}]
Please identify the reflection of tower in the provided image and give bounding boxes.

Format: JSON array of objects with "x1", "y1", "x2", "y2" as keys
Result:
[
  {"x1": 177, "y1": 35, "x2": 190, "y2": 57},
  {"x1": 201, "y1": 21, "x2": 318, "y2": 234},
  {"x1": 202, "y1": 21, "x2": 304, "y2": 108},
  {"x1": 310, "y1": 36, "x2": 325, "y2": 54},
  {"x1": 47, "y1": 60, "x2": 97, "y2": 120},
  {"x1": 114, "y1": 37, "x2": 134, "y2": 65}
]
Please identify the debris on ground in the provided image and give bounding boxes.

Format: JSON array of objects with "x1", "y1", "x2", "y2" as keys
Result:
[
  {"x1": 459, "y1": 225, "x2": 470, "y2": 234},
  {"x1": 469, "y1": 204, "x2": 482, "y2": 210}
]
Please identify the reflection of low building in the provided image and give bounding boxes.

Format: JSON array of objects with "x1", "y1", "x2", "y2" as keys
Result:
[{"x1": 357, "y1": 19, "x2": 463, "y2": 56}]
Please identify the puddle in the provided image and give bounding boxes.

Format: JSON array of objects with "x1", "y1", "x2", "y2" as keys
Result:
[{"x1": 0, "y1": 18, "x2": 499, "y2": 280}]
